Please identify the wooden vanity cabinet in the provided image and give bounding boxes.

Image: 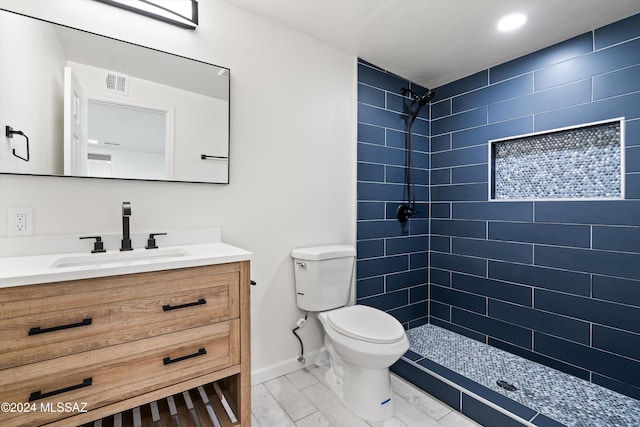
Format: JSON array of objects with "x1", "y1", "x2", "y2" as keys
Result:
[{"x1": 0, "y1": 261, "x2": 251, "y2": 427}]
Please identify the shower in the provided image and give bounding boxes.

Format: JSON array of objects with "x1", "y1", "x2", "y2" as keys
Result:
[{"x1": 397, "y1": 87, "x2": 436, "y2": 223}]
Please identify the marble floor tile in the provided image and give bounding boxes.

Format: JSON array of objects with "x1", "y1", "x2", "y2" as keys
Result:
[
  {"x1": 391, "y1": 393, "x2": 443, "y2": 427},
  {"x1": 286, "y1": 367, "x2": 320, "y2": 390},
  {"x1": 264, "y1": 376, "x2": 317, "y2": 421},
  {"x1": 296, "y1": 411, "x2": 333, "y2": 427},
  {"x1": 251, "y1": 383, "x2": 297, "y2": 427},
  {"x1": 301, "y1": 382, "x2": 370, "y2": 427},
  {"x1": 439, "y1": 411, "x2": 484, "y2": 427},
  {"x1": 390, "y1": 375, "x2": 452, "y2": 421},
  {"x1": 252, "y1": 363, "x2": 480, "y2": 427}
]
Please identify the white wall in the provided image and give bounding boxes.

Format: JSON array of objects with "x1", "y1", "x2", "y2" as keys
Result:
[
  {"x1": 88, "y1": 147, "x2": 166, "y2": 180},
  {"x1": 0, "y1": 0, "x2": 357, "y2": 383},
  {"x1": 0, "y1": 10, "x2": 66, "y2": 174}
]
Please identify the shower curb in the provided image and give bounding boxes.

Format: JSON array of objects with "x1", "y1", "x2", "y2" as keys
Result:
[{"x1": 391, "y1": 354, "x2": 565, "y2": 427}]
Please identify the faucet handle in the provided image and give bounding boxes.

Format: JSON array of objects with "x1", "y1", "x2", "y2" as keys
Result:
[
  {"x1": 145, "y1": 233, "x2": 167, "y2": 249},
  {"x1": 80, "y1": 236, "x2": 106, "y2": 253}
]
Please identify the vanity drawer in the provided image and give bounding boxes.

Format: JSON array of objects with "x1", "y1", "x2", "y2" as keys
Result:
[
  {"x1": 0, "y1": 268, "x2": 239, "y2": 369},
  {"x1": 0, "y1": 320, "x2": 239, "y2": 427},
  {"x1": 0, "y1": 264, "x2": 240, "y2": 318}
]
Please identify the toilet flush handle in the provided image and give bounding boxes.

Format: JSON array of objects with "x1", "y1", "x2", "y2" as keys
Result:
[{"x1": 296, "y1": 261, "x2": 306, "y2": 268}]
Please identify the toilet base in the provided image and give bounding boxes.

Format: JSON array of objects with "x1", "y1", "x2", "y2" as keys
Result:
[{"x1": 325, "y1": 363, "x2": 396, "y2": 422}]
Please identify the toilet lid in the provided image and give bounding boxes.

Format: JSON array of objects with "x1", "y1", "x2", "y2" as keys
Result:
[{"x1": 326, "y1": 305, "x2": 405, "y2": 344}]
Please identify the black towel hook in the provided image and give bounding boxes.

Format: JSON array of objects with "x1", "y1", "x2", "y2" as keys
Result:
[{"x1": 5, "y1": 126, "x2": 30, "y2": 162}]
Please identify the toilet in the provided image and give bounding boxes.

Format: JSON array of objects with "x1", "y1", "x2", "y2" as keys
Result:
[{"x1": 291, "y1": 245, "x2": 409, "y2": 422}]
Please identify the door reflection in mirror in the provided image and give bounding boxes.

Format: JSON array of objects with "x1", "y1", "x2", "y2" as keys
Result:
[{"x1": 87, "y1": 100, "x2": 169, "y2": 180}]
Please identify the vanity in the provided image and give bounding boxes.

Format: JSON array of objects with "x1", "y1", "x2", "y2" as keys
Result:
[{"x1": 0, "y1": 231, "x2": 252, "y2": 426}]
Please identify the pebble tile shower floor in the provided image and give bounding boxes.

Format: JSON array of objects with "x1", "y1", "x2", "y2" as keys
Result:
[{"x1": 406, "y1": 324, "x2": 640, "y2": 427}]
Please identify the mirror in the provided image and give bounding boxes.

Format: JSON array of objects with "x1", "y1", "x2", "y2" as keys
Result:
[{"x1": 0, "y1": 9, "x2": 230, "y2": 183}]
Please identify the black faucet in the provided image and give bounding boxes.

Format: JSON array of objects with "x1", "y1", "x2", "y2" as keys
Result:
[{"x1": 120, "y1": 202, "x2": 133, "y2": 251}]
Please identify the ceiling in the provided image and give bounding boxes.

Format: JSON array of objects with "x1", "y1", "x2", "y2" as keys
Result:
[{"x1": 229, "y1": 0, "x2": 640, "y2": 89}]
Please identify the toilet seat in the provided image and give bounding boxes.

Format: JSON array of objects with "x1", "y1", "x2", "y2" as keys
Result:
[{"x1": 326, "y1": 305, "x2": 405, "y2": 344}]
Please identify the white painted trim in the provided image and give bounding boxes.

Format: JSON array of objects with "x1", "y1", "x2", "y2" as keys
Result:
[{"x1": 251, "y1": 348, "x2": 329, "y2": 386}]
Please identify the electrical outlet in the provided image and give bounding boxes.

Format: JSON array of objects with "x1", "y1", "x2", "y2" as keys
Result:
[
  {"x1": 8, "y1": 208, "x2": 33, "y2": 237},
  {"x1": 15, "y1": 213, "x2": 27, "y2": 231}
]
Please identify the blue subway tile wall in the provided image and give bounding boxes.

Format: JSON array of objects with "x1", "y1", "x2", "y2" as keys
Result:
[
  {"x1": 428, "y1": 15, "x2": 640, "y2": 400},
  {"x1": 489, "y1": 33, "x2": 594, "y2": 84},
  {"x1": 356, "y1": 60, "x2": 429, "y2": 327},
  {"x1": 358, "y1": 14, "x2": 640, "y2": 405},
  {"x1": 594, "y1": 13, "x2": 640, "y2": 49},
  {"x1": 534, "y1": 38, "x2": 640, "y2": 91}
]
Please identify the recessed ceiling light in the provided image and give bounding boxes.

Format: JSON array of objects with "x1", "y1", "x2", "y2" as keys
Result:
[{"x1": 497, "y1": 13, "x2": 527, "y2": 32}]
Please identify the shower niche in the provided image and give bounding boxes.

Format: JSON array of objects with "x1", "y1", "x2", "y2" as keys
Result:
[{"x1": 489, "y1": 118, "x2": 624, "y2": 200}]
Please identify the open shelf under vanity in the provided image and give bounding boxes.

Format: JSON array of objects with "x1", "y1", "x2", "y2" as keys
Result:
[{"x1": 78, "y1": 379, "x2": 241, "y2": 427}]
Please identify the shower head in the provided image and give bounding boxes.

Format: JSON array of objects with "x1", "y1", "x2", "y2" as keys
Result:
[
  {"x1": 401, "y1": 88, "x2": 436, "y2": 106},
  {"x1": 417, "y1": 90, "x2": 436, "y2": 106}
]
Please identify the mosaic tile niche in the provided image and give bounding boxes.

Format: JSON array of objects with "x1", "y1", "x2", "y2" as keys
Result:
[{"x1": 491, "y1": 120, "x2": 622, "y2": 200}]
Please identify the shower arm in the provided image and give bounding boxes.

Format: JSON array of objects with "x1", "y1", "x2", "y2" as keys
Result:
[
  {"x1": 397, "y1": 87, "x2": 435, "y2": 223},
  {"x1": 397, "y1": 101, "x2": 420, "y2": 222},
  {"x1": 408, "y1": 107, "x2": 418, "y2": 209}
]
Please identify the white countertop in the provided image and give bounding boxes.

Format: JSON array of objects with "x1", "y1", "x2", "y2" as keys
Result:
[{"x1": 0, "y1": 232, "x2": 252, "y2": 288}]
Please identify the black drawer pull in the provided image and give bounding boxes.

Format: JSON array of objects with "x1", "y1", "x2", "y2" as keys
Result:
[
  {"x1": 163, "y1": 348, "x2": 207, "y2": 365},
  {"x1": 28, "y1": 318, "x2": 92, "y2": 336},
  {"x1": 163, "y1": 298, "x2": 206, "y2": 312},
  {"x1": 29, "y1": 378, "x2": 93, "y2": 402}
]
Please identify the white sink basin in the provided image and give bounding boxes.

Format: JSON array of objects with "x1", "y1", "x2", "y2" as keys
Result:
[{"x1": 51, "y1": 248, "x2": 190, "y2": 269}]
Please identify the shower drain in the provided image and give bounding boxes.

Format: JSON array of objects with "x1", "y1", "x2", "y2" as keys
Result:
[{"x1": 496, "y1": 380, "x2": 518, "y2": 392}]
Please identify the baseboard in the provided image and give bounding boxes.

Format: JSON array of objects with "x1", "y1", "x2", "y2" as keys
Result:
[{"x1": 251, "y1": 348, "x2": 328, "y2": 386}]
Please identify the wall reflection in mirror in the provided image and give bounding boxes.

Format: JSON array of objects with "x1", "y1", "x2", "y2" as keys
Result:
[{"x1": 0, "y1": 9, "x2": 230, "y2": 183}]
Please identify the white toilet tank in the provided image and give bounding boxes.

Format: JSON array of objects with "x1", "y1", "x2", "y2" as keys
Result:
[{"x1": 291, "y1": 245, "x2": 356, "y2": 312}]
